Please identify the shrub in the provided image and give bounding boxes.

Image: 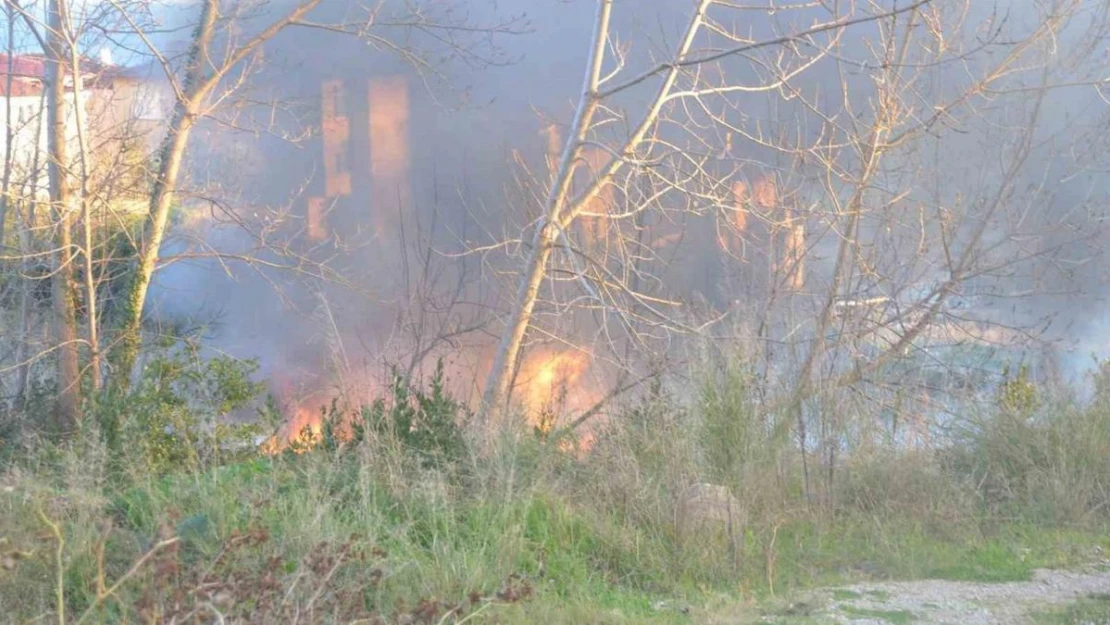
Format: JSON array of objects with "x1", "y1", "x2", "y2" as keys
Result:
[
  {"x1": 305, "y1": 359, "x2": 470, "y2": 470},
  {"x1": 96, "y1": 342, "x2": 266, "y2": 476},
  {"x1": 945, "y1": 361, "x2": 1110, "y2": 525}
]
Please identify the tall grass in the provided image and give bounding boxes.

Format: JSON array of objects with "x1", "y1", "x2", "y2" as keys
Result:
[
  {"x1": 944, "y1": 364, "x2": 1110, "y2": 525},
  {"x1": 1, "y1": 355, "x2": 1109, "y2": 623}
]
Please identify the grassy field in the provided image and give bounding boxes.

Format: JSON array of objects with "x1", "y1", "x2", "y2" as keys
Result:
[
  {"x1": 2, "y1": 363, "x2": 1109, "y2": 623},
  {"x1": 1034, "y1": 594, "x2": 1110, "y2": 625},
  {"x1": 2, "y1": 437, "x2": 1107, "y2": 624}
]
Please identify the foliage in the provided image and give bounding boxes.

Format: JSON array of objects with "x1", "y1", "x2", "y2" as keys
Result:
[
  {"x1": 1034, "y1": 594, "x2": 1110, "y2": 625},
  {"x1": 302, "y1": 359, "x2": 469, "y2": 470},
  {"x1": 696, "y1": 355, "x2": 787, "y2": 485},
  {"x1": 997, "y1": 363, "x2": 1041, "y2": 417},
  {"x1": 945, "y1": 362, "x2": 1110, "y2": 525},
  {"x1": 96, "y1": 341, "x2": 266, "y2": 475},
  {"x1": 4, "y1": 350, "x2": 1110, "y2": 624}
]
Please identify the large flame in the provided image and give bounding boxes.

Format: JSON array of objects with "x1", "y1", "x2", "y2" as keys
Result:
[
  {"x1": 260, "y1": 406, "x2": 323, "y2": 455},
  {"x1": 259, "y1": 350, "x2": 600, "y2": 455},
  {"x1": 258, "y1": 371, "x2": 334, "y2": 454},
  {"x1": 514, "y1": 349, "x2": 594, "y2": 422}
]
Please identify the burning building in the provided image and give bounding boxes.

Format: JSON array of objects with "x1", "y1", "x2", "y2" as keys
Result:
[
  {"x1": 303, "y1": 75, "x2": 412, "y2": 244},
  {"x1": 719, "y1": 174, "x2": 806, "y2": 293}
]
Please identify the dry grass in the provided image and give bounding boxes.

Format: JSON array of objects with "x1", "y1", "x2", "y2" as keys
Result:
[{"x1": 1, "y1": 359, "x2": 1109, "y2": 623}]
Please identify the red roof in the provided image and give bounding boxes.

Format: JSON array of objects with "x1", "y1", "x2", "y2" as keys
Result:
[
  {"x1": 0, "y1": 53, "x2": 131, "y2": 97},
  {"x1": 0, "y1": 53, "x2": 46, "y2": 77},
  {"x1": 0, "y1": 54, "x2": 43, "y2": 97}
]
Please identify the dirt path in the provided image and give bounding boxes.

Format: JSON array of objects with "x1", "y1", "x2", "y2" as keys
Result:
[{"x1": 763, "y1": 566, "x2": 1110, "y2": 624}]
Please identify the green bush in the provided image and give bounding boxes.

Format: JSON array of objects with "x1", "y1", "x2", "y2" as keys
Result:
[
  {"x1": 95, "y1": 342, "x2": 266, "y2": 475},
  {"x1": 946, "y1": 361, "x2": 1110, "y2": 525},
  {"x1": 300, "y1": 359, "x2": 470, "y2": 470}
]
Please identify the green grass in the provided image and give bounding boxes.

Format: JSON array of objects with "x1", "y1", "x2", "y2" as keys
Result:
[
  {"x1": 731, "y1": 516, "x2": 1106, "y2": 596},
  {"x1": 841, "y1": 606, "x2": 916, "y2": 624},
  {"x1": 3, "y1": 447, "x2": 1107, "y2": 624},
  {"x1": 3, "y1": 404, "x2": 1110, "y2": 625},
  {"x1": 1033, "y1": 593, "x2": 1110, "y2": 625},
  {"x1": 1, "y1": 451, "x2": 704, "y2": 624}
]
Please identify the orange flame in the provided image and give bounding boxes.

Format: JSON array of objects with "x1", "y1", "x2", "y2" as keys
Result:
[
  {"x1": 257, "y1": 371, "x2": 333, "y2": 454},
  {"x1": 259, "y1": 348, "x2": 599, "y2": 454},
  {"x1": 753, "y1": 175, "x2": 777, "y2": 209},
  {"x1": 731, "y1": 180, "x2": 750, "y2": 233},
  {"x1": 306, "y1": 196, "x2": 327, "y2": 242},
  {"x1": 515, "y1": 349, "x2": 593, "y2": 422}
]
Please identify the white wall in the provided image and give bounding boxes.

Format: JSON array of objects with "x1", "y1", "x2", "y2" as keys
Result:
[{"x1": 0, "y1": 90, "x2": 90, "y2": 199}]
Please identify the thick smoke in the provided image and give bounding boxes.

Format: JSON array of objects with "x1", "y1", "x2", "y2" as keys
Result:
[{"x1": 142, "y1": 0, "x2": 1110, "y2": 423}]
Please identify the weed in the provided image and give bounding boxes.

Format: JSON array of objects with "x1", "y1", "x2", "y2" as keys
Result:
[
  {"x1": 1034, "y1": 593, "x2": 1110, "y2": 625},
  {"x1": 841, "y1": 606, "x2": 916, "y2": 624},
  {"x1": 3, "y1": 350, "x2": 1110, "y2": 623}
]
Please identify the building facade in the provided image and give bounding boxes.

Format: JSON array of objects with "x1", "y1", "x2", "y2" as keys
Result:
[{"x1": 0, "y1": 53, "x2": 167, "y2": 208}]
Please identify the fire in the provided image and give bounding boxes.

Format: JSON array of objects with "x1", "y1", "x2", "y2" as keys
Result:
[
  {"x1": 259, "y1": 400, "x2": 323, "y2": 455},
  {"x1": 257, "y1": 370, "x2": 335, "y2": 455},
  {"x1": 731, "y1": 180, "x2": 750, "y2": 233},
  {"x1": 306, "y1": 196, "x2": 327, "y2": 242},
  {"x1": 515, "y1": 348, "x2": 593, "y2": 422},
  {"x1": 259, "y1": 349, "x2": 599, "y2": 455}
]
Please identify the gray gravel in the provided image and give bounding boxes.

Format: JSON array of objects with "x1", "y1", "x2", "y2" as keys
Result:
[{"x1": 803, "y1": 565, "x2": 1110, "y2": 624}]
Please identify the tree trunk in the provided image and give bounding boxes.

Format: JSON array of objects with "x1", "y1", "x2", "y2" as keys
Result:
[
  {"x1": 45, "y1": 0, "x2": 81, "y2": 432},
  {"x1": 109, "y1": 0, "x2": 216, "y2": 387},
  {"x1": 480, "y1": 221, "x2": 560, "y2": 427},
  {"x1": 110, "y1": 110, "x2": 197, "y2": 386},
  {"x1": 0, "y1": 7, "x2": 15, "y2": 247},
  {"x1": 479, "y1": 0, "x2": 614, "y2": 428},
  {"x1": 110, "y1": 0, "x2": 319, "y2": 387},
  {"x1": 479, "y1": 0, "x2": 711, "y2": 428},
  {"x1": 67, "y1": 19, "x2": 100, "y2": 393}
]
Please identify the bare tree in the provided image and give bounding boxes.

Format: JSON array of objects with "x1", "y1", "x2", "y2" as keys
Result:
[
  {"x1": 106, "y1": 0, "x2": 525, "y2": 389},
  {"x1": 472, "y1": 0, "x2": 1110, "y2": 485},
  {"x1": 43, "y1": 0, "x2": 81, "y2": 430},
  {"x1": 478, "y1": 0, "x2": 932, "y2": 428}
]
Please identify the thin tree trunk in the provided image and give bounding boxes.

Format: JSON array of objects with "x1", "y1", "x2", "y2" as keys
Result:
[
  {"x1": 13, "y1": 96, "x2": 48, "y2": 412},
  {"x1": 479, "y1": 0, "x2": 614, "y2": 428},
  {"x1": 66, "y1": 17, "x2": 100, "y2": 392},
  {"x1": 110, "y1": 0, "x2": 320, "y2": 387},
  {"x1": 45, "y1": 0, "x2": 81, "y2": 431},
  {"x1": 12, "y1": 203, "x2": 34, "y2": 410},
  {"x1": 110, "y1": 0, "x2": 217, "y2": 386},
  {"x1": 0, "y1": 5, "x2": 15, "y2": 247},
  {"x1": 480, "y1": 0, "x2": 714, "y2": 428}
]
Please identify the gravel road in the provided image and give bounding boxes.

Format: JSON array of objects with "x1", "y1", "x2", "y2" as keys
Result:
[{"x1": 791, "y1": 565, "x2": 1110, "y2": 624}]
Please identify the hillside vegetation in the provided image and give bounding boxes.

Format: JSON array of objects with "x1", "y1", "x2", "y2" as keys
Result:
[{"x1": 2, "y1": 354, "x2": 1108, "y2": 624}]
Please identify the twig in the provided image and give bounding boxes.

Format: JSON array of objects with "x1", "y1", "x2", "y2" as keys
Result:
[
  {"x1": 450, "y1": 601, "x2": 496, "y2": 625},
  {"x1": 74, "y1": 537, "x2": 181, "y2": 625},
  {"x1": 300, "y1": 551, "x2": 347, "y2": 620},
  {"x1": 35, "y1": 508, "x2": 65, "y2": 625},
  {"x1": 548, "y1": 371, "x2": 657, "y2": 441},
  {"x1": 766, "y1": 522, "x2": 780, "y2": 597}
]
